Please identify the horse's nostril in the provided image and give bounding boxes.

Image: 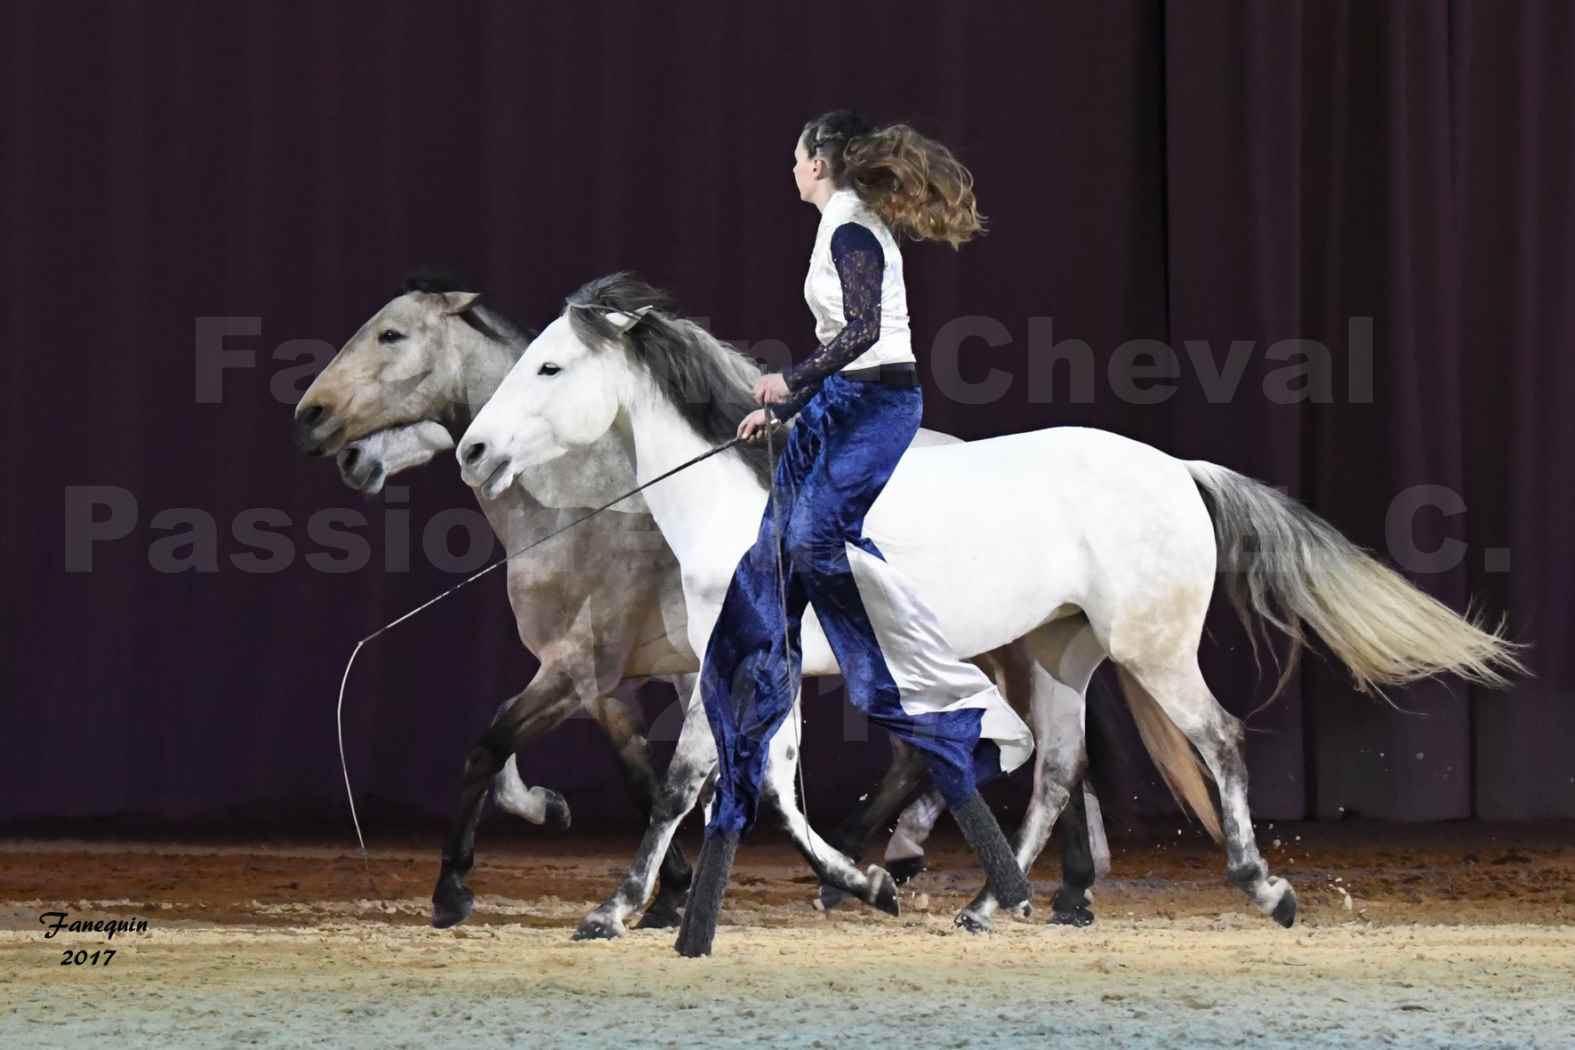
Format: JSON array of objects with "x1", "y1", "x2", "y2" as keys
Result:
[
  {"x1": 299, "y1": 403, "x2": 325, "y2": 427},
  {"x1": 342, "y1": 447, "x2": 360, "y2": 469},
  {"x1": 462, "y1": 441, "x2": 487, "y2": 466}
]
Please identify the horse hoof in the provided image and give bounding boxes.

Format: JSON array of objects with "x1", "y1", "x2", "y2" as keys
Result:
[
  {"x1": 673, "y1": 930, "x2": 714, "y2": 958},
  {"x1": 1270, "y1": 882, "x2": 1298, "y2": 928},
  {"x1": 572, "y1": 911, "x2": 625, "y2": 941},
  {"x1": 817, "y1": 884, "x2": 850, "y2": 912},
  {"x1": 953, "y1": 909, "x2": 992, "y2": 935},
  {"x1": 673, "y1": 913, "x2": 718, "y2": 958},
  {"x1": 1051, "y1": 888, "x2": 1094, "y2": 927},
  {"x1": 865, "y1": 866, "x2": 900, "y2": 917},
  {"x1": 886, "y1": 856, "x2": 927, "y2": 885},
  {"x1": 542, "y1": 789, "x2": 572, "y2": 831},
  {"x1": 430, "y1": 877, "x2": 474, "y2": 930},
  {"x1": 635, "y1": 902, "x2": 683, "y2": 930}
]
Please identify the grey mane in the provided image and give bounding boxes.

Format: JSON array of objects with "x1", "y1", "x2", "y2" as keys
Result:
[{"x1": 564, "y1": 272, "x2": 772, "y2": 487}]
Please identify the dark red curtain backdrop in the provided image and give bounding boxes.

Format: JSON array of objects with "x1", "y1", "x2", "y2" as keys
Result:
[{"x1": 3, "y1": 1, "x2": 1570, "y2": 830}]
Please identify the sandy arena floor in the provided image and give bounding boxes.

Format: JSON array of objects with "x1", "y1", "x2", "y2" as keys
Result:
[{"x1": 2, "y1": 823, "x2": 1572, "y2": 1048}]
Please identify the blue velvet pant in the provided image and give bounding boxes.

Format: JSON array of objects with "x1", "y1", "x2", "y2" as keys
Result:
[{"x1": 699, "y1": 372, "x2": 1025, "y2": 837}]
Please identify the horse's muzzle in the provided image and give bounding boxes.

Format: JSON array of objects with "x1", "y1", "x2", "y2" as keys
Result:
[{"x1": 292, "y1": 401, "x2": 343, "y2": 456}]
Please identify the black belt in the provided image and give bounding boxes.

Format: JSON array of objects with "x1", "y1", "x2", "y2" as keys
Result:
[{"x1": 840, "y1": 362, "x2": 919, "y2": 386}]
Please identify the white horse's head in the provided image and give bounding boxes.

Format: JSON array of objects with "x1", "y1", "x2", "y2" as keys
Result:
[
  {"x1": 459, "y1": 272, "x2": 775, "y2": 500},
  {"x1": 457, "y1": 310, "x2": 634, "y2": 499}
]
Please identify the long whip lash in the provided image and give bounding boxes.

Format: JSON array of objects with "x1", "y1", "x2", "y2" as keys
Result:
[{"x1": 335, "y1": 431, "x2": 751, "y2": 863}]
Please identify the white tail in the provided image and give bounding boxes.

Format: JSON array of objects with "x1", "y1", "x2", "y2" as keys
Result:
[{"x1": 1186, "y1": 460, "x2": 1530, "y2": 700}]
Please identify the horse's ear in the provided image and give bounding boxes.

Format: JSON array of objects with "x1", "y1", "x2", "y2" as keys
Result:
[
  {"x1": 605, "y1": 305, "x2": 655, "y2": 333},
  {"x1": 441, "y1": 291, "x2": 481, "y2": 315}
]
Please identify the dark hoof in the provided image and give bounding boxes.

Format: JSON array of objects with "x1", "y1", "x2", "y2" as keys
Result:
[
  {"x1": 886, "y1": 855, "x2": 927, "y2": 885},
  {"x1": 1271, "y1": 885, "x2": 1298, "y2": 928},
  {"x1": 572, "y1": 911, "x2": 624, "y2": 941},
  {"x1": 674, "y1": 937, "x2": 712, "y2": 958},
  {"x1": 673, "y1": 919, "x2": 716, "y2": 958},
  {"x1": 430, "y1": 875, "x2": 474, "y2": 929},
  {"x1": 1050, "y1": 906, "x2": 1095, "y2": 927},
  {"x1": 542, "y1": 789, "x2": 572, "y2": 831},
  {"x1": 866, "y1": 866, "x2": 900, "y2": 917},
  {"x1": 672, "y1": 830, "x2": 733, "y2": 957},
  {"x1": 953, "y1": 909, "x2": 992, "y2": 935},
  {"x1": 1051, "y1": 888, "x2": 1094, "y2": 927},
  {"x1": 817, "y1": 884, "x2": 850, "y2": 912},
  {"x1": 635, "y1": 901, "x2": 684, "y2": 930}
]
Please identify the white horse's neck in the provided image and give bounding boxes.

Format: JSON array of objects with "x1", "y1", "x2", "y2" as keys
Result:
[{"x1": 617, "y1": 373, "x2": 762, "y2": 569}]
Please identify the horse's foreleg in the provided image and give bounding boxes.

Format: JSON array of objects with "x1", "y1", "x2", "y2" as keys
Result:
[
  {"x1": 489, "y1": 686, "x2": 575, "y2": 829},
  {"x1": 815, "y1": 738, "x2": 929, "y2": 910},
  {"x1": 575, "y1": 680, "x2": 715, "y2": 941},
  {"x1": 954, "y1": 740, "x2": 1080, "y2": 932},
  {"x1": 673, "y1": 695, "x2": 898, "y2": 958},
  {"x1": 884, "y1": 786, "x2": 946, "y2": 872},
  {"x1": 761, "y1": 701, "x2": 899, "y2": 916},
  {"x1": 492, "y1": 752, "x2": 572, "y2": 825},
  {"x1": 431, "y1": 668, "x2": 579, "y2": 929},
  {"x1": 811, "y1": 650, "x2": 1020, "y2": 914},
  {"x1": 585, "y1": 675, "x2": 696, "y2": 930}
]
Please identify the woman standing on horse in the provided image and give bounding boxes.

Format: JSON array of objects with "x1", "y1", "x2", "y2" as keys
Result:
[{"x1": 677, "y1": 110, "x2": 1036, "y2": 956}]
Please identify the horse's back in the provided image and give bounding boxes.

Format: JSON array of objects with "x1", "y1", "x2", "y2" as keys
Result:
[{"x1": 863, "y1": 425, "x2": 1217, "y2": 657}]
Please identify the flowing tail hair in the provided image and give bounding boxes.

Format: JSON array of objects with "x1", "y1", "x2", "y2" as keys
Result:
[
  {"x1": 1185, "y1": 459, "x2": 1529, "y2": 702},
  {"x1": 1103, "y1": 461, "x2": 1530, "y2": 845},
  {"x1": 1113, "y1": 666, "x2": 1225, "y2": 842}
]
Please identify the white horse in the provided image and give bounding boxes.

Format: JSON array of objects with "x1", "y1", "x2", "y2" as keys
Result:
[
  {"x1": 294, "y1": 278, "x2": 1113, "y2": 936},
  {"x1": 457, "y1": 272, "x2": 1526, "y2": 931}
]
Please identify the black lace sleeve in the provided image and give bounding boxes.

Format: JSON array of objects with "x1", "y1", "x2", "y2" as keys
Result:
[{"x1": 768, "y1": 222, "x2": 884, "y2": 421}]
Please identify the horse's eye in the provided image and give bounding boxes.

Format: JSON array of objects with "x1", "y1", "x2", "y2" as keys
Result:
[
  {"x1": 538, "y1": 363, "x2": 561, "y2": 376},
  {"x1": 378, "y1": 329, "x2": 405, "y2": 345}
]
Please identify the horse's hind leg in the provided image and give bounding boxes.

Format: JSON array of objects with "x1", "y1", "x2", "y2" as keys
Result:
[
  {"x1": 1050, "y1": 782, "x2": 1098, "y2": 926},
  {"x1": 576, "y1": 678, "x2": 717, "y2": 940},
  {"x1": 1120, "y1": 658, "x2": 1296, "y2": 927},
  {"x1": 433, "y1": 668, "x2": 579, "y2": 928},
  {"x1": 955, "y1": 619, "x2": 1105, "y2": 932},
  {"x1": 955, "y1": 661, "x2": 1087, "y2": 929},
  {"x1": 585, "y1": 676, "x2": 695, "y2": 930}
]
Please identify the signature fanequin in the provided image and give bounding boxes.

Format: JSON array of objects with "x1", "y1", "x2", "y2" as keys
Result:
[{"x1": 39, "y1": 911, "x2": 151, "y2": 967}]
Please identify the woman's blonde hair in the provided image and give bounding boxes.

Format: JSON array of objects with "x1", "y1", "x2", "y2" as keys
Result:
[{"x1": 802, "y1": 110, "x2": 986, "y2": 249}]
